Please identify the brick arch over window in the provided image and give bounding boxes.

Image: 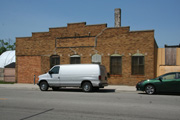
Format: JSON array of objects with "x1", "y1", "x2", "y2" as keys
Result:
[{"x1": 50, "y1": 55, "x2": 60, "y2": 68}]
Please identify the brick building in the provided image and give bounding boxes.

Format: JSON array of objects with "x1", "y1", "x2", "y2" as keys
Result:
[{"x1": 16, "y1": 9, "x2": 158, "y2": 85}]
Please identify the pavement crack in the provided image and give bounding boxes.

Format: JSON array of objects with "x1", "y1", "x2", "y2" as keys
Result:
[{"x1": 20, "y1": 108, "x2": 54, "y2": 120}]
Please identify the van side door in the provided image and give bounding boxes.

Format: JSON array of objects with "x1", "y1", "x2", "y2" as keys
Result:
[
  {"x1": 48, "y1": 66, "x2": 60, "y2": 86},
  {"x1": 59, "y1": 66, "x2": 80, "y2": 87}
]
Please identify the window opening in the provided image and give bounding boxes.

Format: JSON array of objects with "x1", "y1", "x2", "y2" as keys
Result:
[
  {"x1": 110, "y1": 55, "x2": 122, "y2": 75},
  {"x1": 50, "y1": 55, "x2": 60, "y2": 68},
  {"x1": 132, "y1": 56, "x2": 144, "y2": 75},
  {"x1": 70, "y1": 55, "x2": 81, "y2": 64}
]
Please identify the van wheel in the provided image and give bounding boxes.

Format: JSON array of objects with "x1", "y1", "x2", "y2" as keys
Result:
[
  {"x1": 82, "y1": 82, "x2": 92, "y2": 92},
  {"x1": 40, "y1": 81, "x2": 49, "y2": 91}
]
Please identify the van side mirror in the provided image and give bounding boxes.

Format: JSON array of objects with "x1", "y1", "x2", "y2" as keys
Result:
[
  {"x1": 48, "y1": 71, "x2": 53, "y2": 74},
  {"x1": 107, "y1": 73, "x2": 110, "y2": 78}
]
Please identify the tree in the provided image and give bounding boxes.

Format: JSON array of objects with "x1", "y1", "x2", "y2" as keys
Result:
[{"x1": 0, "y1": 39, "x2": 16, "y2": 55}]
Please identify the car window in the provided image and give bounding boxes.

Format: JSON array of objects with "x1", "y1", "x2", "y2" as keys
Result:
[
  {"x1": 178, "y1": 73, "x2": 180, "y2": 79},
  {"x1": 162, "y1": 73, "x2": 176, "y2": 80},
  {"x1": 50, "y1": 66, "x2": 59, "y2": 74}
]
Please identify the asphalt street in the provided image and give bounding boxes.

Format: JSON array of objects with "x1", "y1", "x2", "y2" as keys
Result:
[{"x1": 0, "y1": 87, "x2": 180, "y2": 120}]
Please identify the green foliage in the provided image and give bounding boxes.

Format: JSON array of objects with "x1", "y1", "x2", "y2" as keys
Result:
[
  {"x1": 0, "y1": 39, "x2": 15, "y2": 55},
  {"x1": 0, "y1": 81, "x2": 15, "y2": 84}
]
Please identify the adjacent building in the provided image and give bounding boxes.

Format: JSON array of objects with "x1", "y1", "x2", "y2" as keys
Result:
[
  {"x1": 157, "y1": 44, "x2": 180, "y2": 76},
  {"x1": 0, "y1": 50, "x2": 16, "y2": 82},
  {"x1": 16, "y1": 9, "x2": 158, "y2": 85}
]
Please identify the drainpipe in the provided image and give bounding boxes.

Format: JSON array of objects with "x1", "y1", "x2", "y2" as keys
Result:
[{"x1": 95, "y1": 28, "x2": 107, "y2": 48}]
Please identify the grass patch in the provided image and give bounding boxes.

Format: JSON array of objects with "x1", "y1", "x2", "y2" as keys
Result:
[{"x1": 0, "y1": 81, "x2": 15, "y2": 84}]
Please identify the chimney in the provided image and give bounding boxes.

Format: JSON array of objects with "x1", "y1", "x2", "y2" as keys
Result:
[{"x1": 114, "y1": 8, "x2": 121, "y2": 27}]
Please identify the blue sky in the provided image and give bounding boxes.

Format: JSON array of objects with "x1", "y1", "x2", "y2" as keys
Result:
[{"x1": 0, "y1": 0, "x2": 180, "y2": 48}]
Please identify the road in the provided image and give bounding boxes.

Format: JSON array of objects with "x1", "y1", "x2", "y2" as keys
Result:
[{"x1": 0, "y1": 87, "x2": 180, "y2": 120}]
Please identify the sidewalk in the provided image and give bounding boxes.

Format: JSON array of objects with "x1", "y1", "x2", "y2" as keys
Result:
[
  {"x1": 106, "y1": 85, "x2": 136, "y2": 92},
  {"x1": 0, "y1": 83, "x2": 39, "y2": 90},
  {"x1": 0, "y1": 83, "x2": 136, "y2": 92}
]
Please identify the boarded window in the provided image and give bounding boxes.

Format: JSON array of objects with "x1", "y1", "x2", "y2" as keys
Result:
[
  {"x1": 70, "y1": 55, "x2": 81, "y2": 64},
  {"x1": 92, "y1": 54, "x2": 101, "y2": 64},
  {"x1": 132, "y1": 56, "x2": 144, "y2": 75},
  {"x1": 110, "y1": 56, "x2": 122, "y2": 75},
  {"x1": 165, "y1": 48, "x2": 176, "y2": 65},
  {"x1": 50, "y1": 55, "x2": 60, "y2": 68}
]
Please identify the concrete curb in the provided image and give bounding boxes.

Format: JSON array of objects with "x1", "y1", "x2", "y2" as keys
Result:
[
  {"x1": 0, "y1": 83, "x2": 39, "y2": 90},
  {"x1": 0, "y1": 84, "x2": 136, "y2": 92},
  {"x1": 106, "y1": 85, "x2": 136, "y2": 92}
]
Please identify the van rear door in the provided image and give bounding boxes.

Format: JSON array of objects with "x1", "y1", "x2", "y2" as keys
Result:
[{"x1": 100, "y1": 65, "x2": 107, "y2": 82}]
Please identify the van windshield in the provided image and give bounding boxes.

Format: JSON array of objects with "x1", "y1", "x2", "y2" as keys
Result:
[{"x1": 50, "y1": 66, "x2": 60, "y2": 74}]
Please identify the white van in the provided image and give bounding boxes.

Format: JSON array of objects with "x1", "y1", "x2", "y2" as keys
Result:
[{"x1": 37, "y1": 64, "x2": 108, "y2": 92}]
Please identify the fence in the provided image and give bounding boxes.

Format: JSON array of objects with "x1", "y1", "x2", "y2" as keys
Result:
[
  {"x1": 0, "y1": 68, "x2": 15, "y2": 82},
  {"x1": 4, "y1": 68, "x2": 15, "y2": 82},
  {"x1": 0, "y1": 68, "x2": 4, "y2": 81}
]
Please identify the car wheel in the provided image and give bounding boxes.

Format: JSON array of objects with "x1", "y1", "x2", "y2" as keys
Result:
[
  {"x1": 40, "y1": 81, "x2": 49, "y2": 91},
  {"x1": 82, "y1": 82, "x2": 92, "y2": 92},
  {"x1": 145, "y1": 85, "x2": 155, "y2": 95}
]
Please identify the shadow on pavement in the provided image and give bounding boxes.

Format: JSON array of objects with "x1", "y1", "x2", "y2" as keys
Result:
[
  {"x1": 48, "y1": 88, "x2": 115, "y2": 93},
  {"x1": 138, "y1": 92, "x2": 180, "y2": 96}
]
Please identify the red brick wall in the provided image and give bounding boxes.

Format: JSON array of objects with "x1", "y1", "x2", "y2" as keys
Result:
[
  {"x1": 16, "y1": 22, "x2": 107, "y2": 56},
  {"x1": 16, "y1": 56, "x2": 41, "y2": 83},
  {"x1": 16, "y1": 22, "x2": 157, "y2": 85},
  {"x1": 56, "y1": 37, "x2": 95, "y2": 48},
  {"x1": 95, "y1": 28, "x2": 156, "y2": 85}
]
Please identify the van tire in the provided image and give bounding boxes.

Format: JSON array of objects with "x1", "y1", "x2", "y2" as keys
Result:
[
  {"x1": 40, "y1": 81, "x2": 49, "y2": 91},
  {"x1": 82, "y1": 82, "x2": 93, "y2": 92}
]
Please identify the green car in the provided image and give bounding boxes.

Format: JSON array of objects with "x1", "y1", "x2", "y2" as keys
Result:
[{"x1": 136, "y1": 72, "x2": 180, "y2": 94}]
